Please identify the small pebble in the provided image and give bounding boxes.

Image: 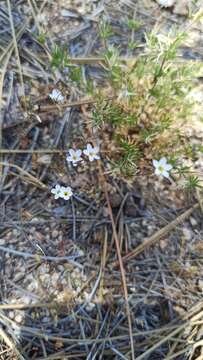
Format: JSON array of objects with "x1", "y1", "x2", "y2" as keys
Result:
[
  {"x1": 21, "y1": 296, "x2": 32, "y2": 304},
  {"x1": 15, "y1": 313, "x2": 24, "y2": 324},
  {"x1": 51, "y1": 273, "x2": 59, "y2": 285},
  {"x1": 182, "y1": 228, "x2": 192, "y2": 241},
  {"x1": 12, "y1": 229, "x2": 19, "y2": 237},
  {"x1": 190, "y1": 217, "x2": 198, "y2": 227},
  {"x1": 52, "y1": 229, "x2": 59, "y2": 238},
  {"x1": 8, "y1": 311, "x2": 15, "y2": 319},
  {"x1": 198, "y1": 279, "x2": 203, "y2": 292}
]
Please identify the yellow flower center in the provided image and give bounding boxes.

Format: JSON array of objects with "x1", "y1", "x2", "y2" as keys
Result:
[{"x1": 158, "y1": 166, "x2": 164, "y2": 172}]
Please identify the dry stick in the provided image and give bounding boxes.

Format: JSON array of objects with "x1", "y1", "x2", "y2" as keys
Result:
[
  {"x1": 0, "y1": 245, "x2": 82, "y2": 266},
  {"x1": 4, "y1": 319, "x2": 203, "y2": 346},
  {"x1": 98, "y1": 167, "x2": 135, "y2": 360},
  {"x1": 99, "y1": 227, "x2": 108, "y2": 303},
  {"x1": 0, "y1": 303, "x2": 55, "y2": 310},
  {"x1": 0, "y1": 328, "x2": 24, "y2": 360},
  {"x1": 0, "y1": 23, "x2": 26, "y2": 65},
  {"x1": 37, "y1": 96, "x2": 114, "y2": 113},
  {"x1": 0, "y1": 161, "x2": 47, "y2": 190},
  {"x1": 81, "y1": 103, "x2": 135, "y2": 359},
  {"x1": 196, "y1": 188, "x2": 203, "y2": 214},
  {"x1": 0, "y1": 50, "x2": 13, "y2": 176},
  {"x1": 27, "y1": 0, "x2": 42, "y2": 34},
  {"x1": 0, "y1": 349, "x2": 11, "y2": 357},
  {"x1": 6, "y1": 0, "x2": 25, "y2": 97},
  {"x1": 136, "y1": 301, "x2": 203, "y2": 360},
  {"x1": 2, "y1": 97, "x2": 114, "y2": 130},
  {"x1": 0, "y1": 149, "x2": 68, "y2": 154},
  {"x1": 113, "y1": 203, "x2": 199, "y2": 267}
]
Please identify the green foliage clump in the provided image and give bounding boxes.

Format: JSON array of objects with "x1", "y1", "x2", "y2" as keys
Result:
[
  {"x1": 48, "y1": 21, "x2": 203, "y2": 188},
  {"x1": 91, "y1": 29, "x2": 201, "y2": 178},
  {"x1": 51, "y1": 45, "x2": 70, "y2": 70}
]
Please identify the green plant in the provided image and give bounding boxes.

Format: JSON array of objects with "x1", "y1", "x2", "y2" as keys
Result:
[
  {"x1": 88, "y1": 27, "x2": 201, "y2": 179},
  {"x1": 68, "y1": 66, "x2": 83, "y2": 84},
  {"x1": 185, "y1": 175, "x2": 202, "y2": 191},
  {"x1": 50, "y1": 21, "x2": 202, "y2": 184},
  {"x1": 37, "y1": 31, "x2": 47, "y2": 45},
  {"x1": 115, "y1": 139, "x2": 140, "y2": 176},
  {"x1": 127, "y1": 19, "x2": 142, "y2": 31},
  {"x1": 50, "y1": 45, "x2": 69, "y2": 70},
  {"x1": 99, "y1": 19, "x2": 113, "y2": 41}
]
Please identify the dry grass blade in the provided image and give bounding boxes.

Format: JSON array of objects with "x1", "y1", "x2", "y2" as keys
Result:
[
  {"x1": 83, "y1": 101, "x2": 135, "y2": 358},
  {"x1": 38, "y1": 96, "x2": 114, "y2": 112},
  {"x1": 0, "y1": 328, "x2": 25, "y2": 360},
  {"x1": 113, "y1": 203, "x2": 200, "y2": 266},
  {"x1": 136, "y1": 301, "x2": 203, "y2": 360},
  {"x1": 0, "y1": 161, "x2": 47, "y2": 189},
  {"x1": 0, "y1": 49, "x2": 13, "y2": 176},
  {"x1": 0, "y1": 149, "x2": 67, "y2": 154},
  {"x1": 0, "y1": 245, "x2": 82, "y2": 265},
  {"x1": 100, "y1": 168, "x2": 135, "y2": 360},
  {"x1": 6, "y1": 0, "x2": 25, "y2": 97},
  {"x1": 0, "y1": 302, "x2": 55, "y2": 310},
  {"x1": 0, "y1": 22, "x2": 26, "y2": 65}
]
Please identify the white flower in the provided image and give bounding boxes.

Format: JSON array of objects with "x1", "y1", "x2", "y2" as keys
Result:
[
  {"x1": 49, "y1": 89, "x2": 64, "y2": 103},
  {"x1": 66, "y1": 149, "x2": 82, "y2": 166},
  {"x1": 83, "y1": 144, "x2": 100, "y2": 162},
  {"x1": 84, "y1": 292, "x2": 95, "y2": 312},
  {"x1": 152, "y1": 157, "x2": 173, "y2": 178},
  {"x1": 60, "y1": 186, "x2": 73, "y2": 201},
  {"x1": 156, "y1": 0, "x2": 175, "y2": 7},
  {"x1": 51, "y1": 184, "x2": 62, "y2": 199}
]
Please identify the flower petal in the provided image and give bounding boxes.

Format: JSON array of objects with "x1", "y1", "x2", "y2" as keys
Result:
[
  {"x1": 69, "y1": 149, "x2": 75, "y2": 156},
  {"x1": 83, "y1": 149, "x2": 89, "y2": 156},
  {"x1": 76, "y1": 149, "x2": 82, "y2": 156},
  {"x1": 86, "y1": 144, "x2": 92, "y2": 151},
  {"x1": 159, "y1": 157, "x2": 167, "y2": 165},
  {"x1": 152, "y1": 159, "x2": 159, "y2": 168},
  {"x1": 155, "y1": 168, "x2": 161, "y2": 176},
  {"x1": 88, "y1": 156, "x2": 95, "y2": 162},
  {"x1": 165, "y1": 164, "x2": 172, "y2": 171},
  {"x1": 162, "y1": 170, "x2": 170, "y2": 178},
  {"x1": 54, "y1": 194, "x2": 61, "y2": 199}
]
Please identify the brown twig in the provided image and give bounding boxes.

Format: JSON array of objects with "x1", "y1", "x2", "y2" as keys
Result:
[
  {"x1": 0, "y1": 302, "x2": 55, "y2": 310},
  {"x1": 0, "y1": 161, "x2": 47, "y2": 190},
  {"x1": 98, "y1": 165, "x2": 135, "y2": 359},
  {"x1": 0, "y1": 328, "x2": 24, "y2": 360},
  {"x1": 2, "y1": 97, "x2": 114, "y2": 130},
  {"x1": 81, "y1": 104, "x2": 135, "y2": 359},
  {"x1": 113, "y1": 203, "x2": 199, "y2": 267},
  {"x1": 0, "y1": 245, "x2": 83, "y2": 267},
  {"x1": 0, "y1": 149, "x2": 67, "y2": 154},
  {"x1": 37, "y1": 97, "x2": 113, "y2": 113}
]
